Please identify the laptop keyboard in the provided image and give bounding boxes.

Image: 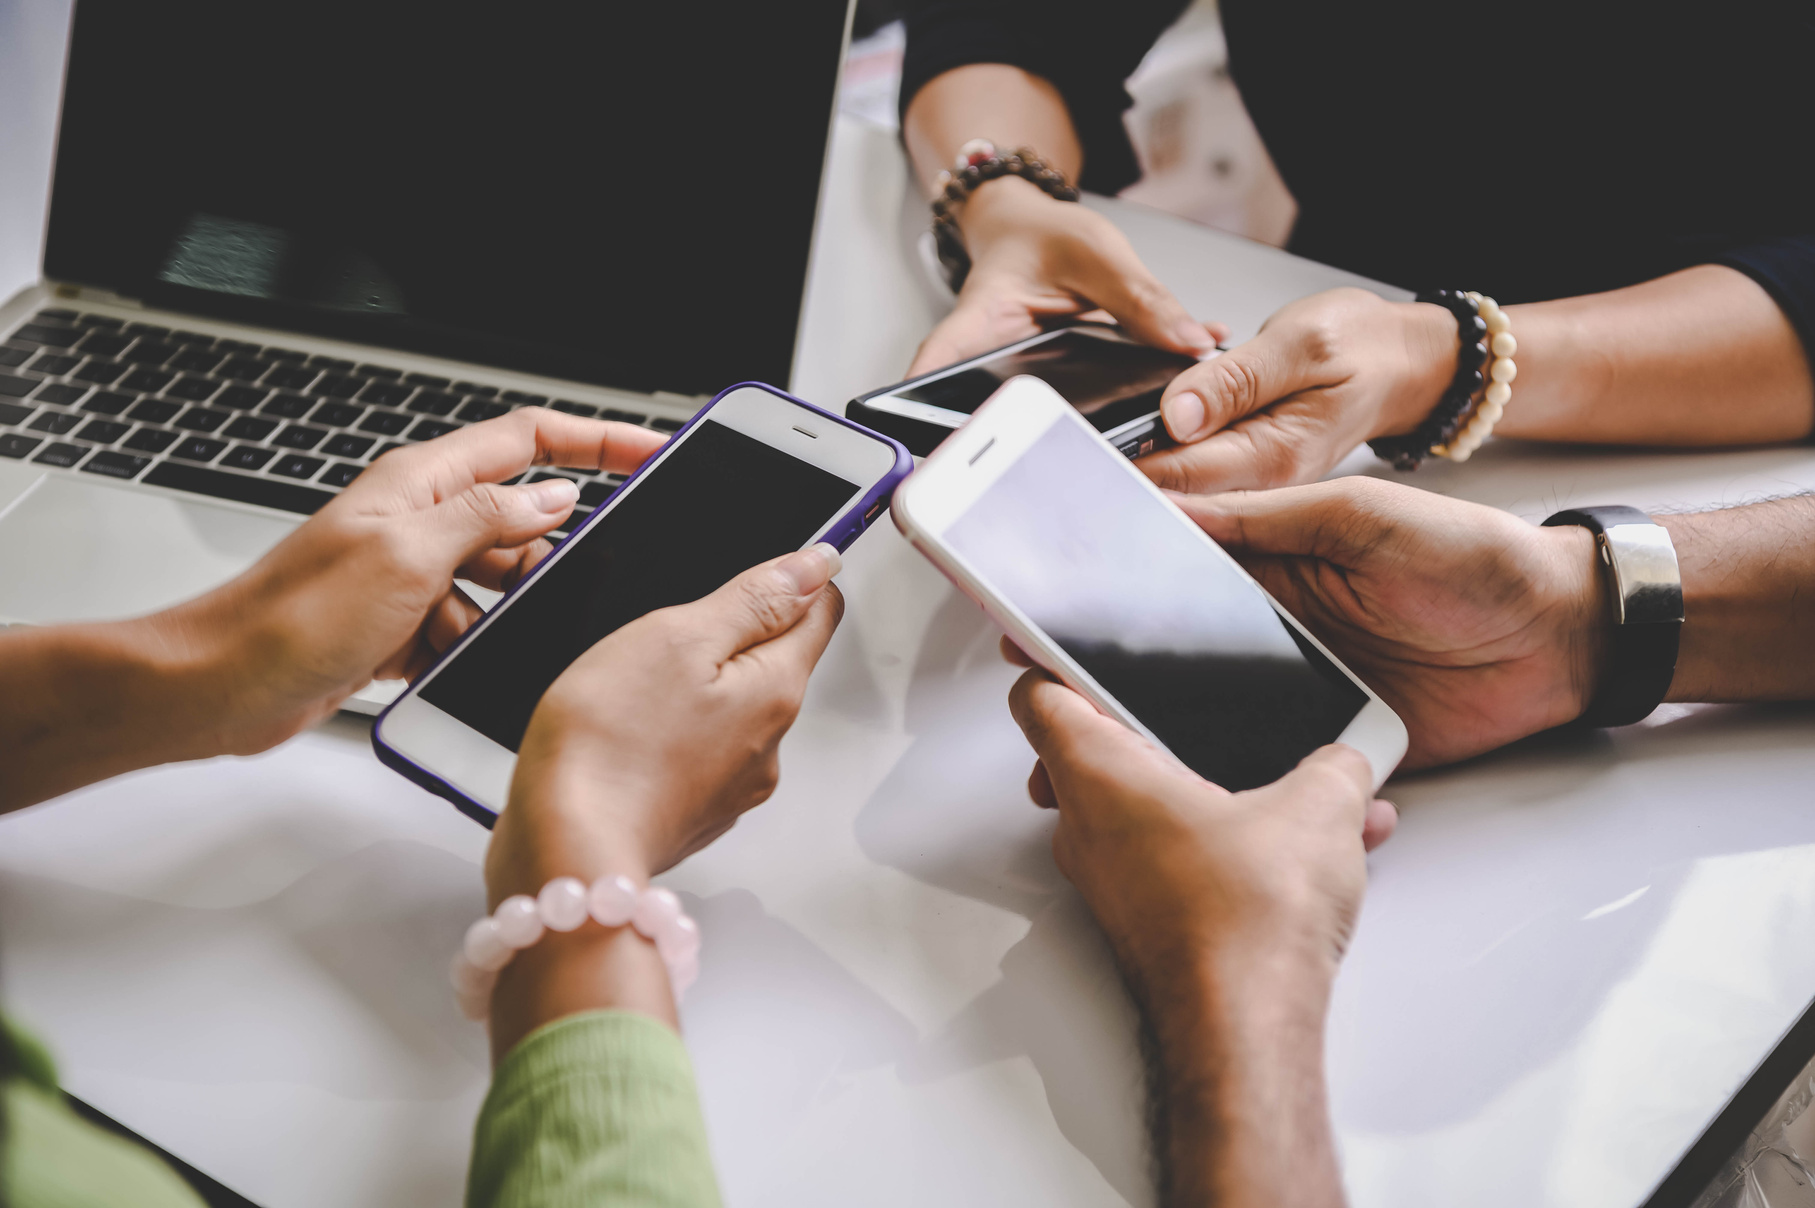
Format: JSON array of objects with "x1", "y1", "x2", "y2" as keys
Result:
[{"x1": 0, "y1": 309, "x2": 690, "y2": 538}]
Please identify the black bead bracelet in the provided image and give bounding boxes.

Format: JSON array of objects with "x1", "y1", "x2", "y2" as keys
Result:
[
  {"x1": 1368, "y1": 289, "x2": 1491, "y2": 471},
  {"x1": 931, "y1": 141, "x2": 1080, "y2": 292}
]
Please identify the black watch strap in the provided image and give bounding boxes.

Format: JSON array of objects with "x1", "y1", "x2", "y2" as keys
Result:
[{"x1": 1542, "y1": 506, "x2": 1684, "y2": 727}]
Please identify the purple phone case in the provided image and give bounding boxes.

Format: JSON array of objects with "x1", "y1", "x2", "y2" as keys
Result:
[{"x1": 371, "y1": 381, "x2": 914, "y2": 827}]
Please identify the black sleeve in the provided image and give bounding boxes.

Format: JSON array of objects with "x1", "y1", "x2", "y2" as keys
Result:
[
  {"x1": 1714, "y1": 237, "x2": 1815, "y2": 372},
  {"x1": 898, "y1": 0, "x2": 1190, "y2": 195}
]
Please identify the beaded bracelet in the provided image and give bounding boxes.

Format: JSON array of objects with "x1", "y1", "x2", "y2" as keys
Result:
[
  {"x1": 451, "y1": 875, "x2": 701, "y2": 1022},
  {"x1": 1433, "y1": 292, "x2": 1516, "y2": 462},
  {"x1": 1367, "y1": 290, "x2": 1487, "y2": 470},
  {"x1": 931, "y1": 139, "x2": 1080, "y2": 292}
]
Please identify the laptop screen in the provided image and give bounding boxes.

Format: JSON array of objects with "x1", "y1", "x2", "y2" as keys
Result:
[{"x1": 43, "y1": 0, "x2": 851, "y2": 397}]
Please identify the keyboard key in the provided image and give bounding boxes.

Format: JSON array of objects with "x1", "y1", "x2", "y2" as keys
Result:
[
  {"x1": 357, "y1": 364, "x2": 403, "y2": 380},
  {"x1": 82, "y1": 450, "x2": 151, "y2": 479},
  {"x1": 34, "y1": 308, "x2": 77, "y2": 322},
  {"x1": 82, "y1": 392, "x2": 135, "y2": 415},
  {"x1": 307, "y1": 355, "x2": 354, "y2": 370},
  {"x1": 551, "y1": 400, "x2": 598, "y2": 417},
  {"x1": 454, "y1": 381, "x2": 499, "y2": 398},
  {"x1": 224, "y1": 415, "x2": 278, "y2": 441},
  {"x1": 122, "y1": 340, "x2": 179, "y2": 365},
  {"x1": 172, "y1": 436, "x2": 228, "y2": 462},
  {"x1": 0, "y1": 433, "x2": 42, "y2": 458},
  {"x1": 273, "y1": 425, "x2": 327, "y2": 450},
  {"x1": 215, "y1": 385, "x2": 268, "y2": 410},
  {"x1": 404, "y1": 372, "x2": 450, "y2": 387},
  {"x1": 73, "y1": 359, "x2": 127, "y2": 384},
  {"x1": 75, "y1": 314, "x2": 123, "y2": 329},
  {"x1": 320, "y1": 462, "x2": 363, "y2": 488},
  {"x1": 123, "y1": 322, "x2": 171, "y2": 337},
  {"x1": 34, "y1": 384, "x2": 88, "y2": 406},
  {"x1": 264, "y1": 364, "x2": 318, "y2": 390},
  {"x1": 212, "y1": 339, "x2": 260, "y2": 353},
  {"x1": 74, "y1": 419, "x2": 130, "y2": 444},
  {"x1": 406, "y1": 419, "x2": 461, "y2": 442},
  {"x1": 77, "y1": 332, "x2": 132, "y2": 357},
  {"x1": 271, "y1": 454, "x2": 325, "y2": 480},
  {"x1": 32, "y1": 441, "x2": 86, "y2": 467},
  {"x1": 128, "y1": 399, "x2": 180, "y2": 423},
  {"x1": 219, "y1": 444, "x2": 277, "y2": 471},
  {"x1": 29, "y1": 353, "x2": 80, "y2": 375},
  {"x1": 120, "y1": 368, "x2": 174, "y2": 393},
  {"x1": 264, "y1": 348, "x2": 307, "y2": 363},
  {"x1": 408, "y1": 391, "x2": 457, "y2": 416},
  {"x1": 174, "y1": 408, "x2": 230, "y2": 433},
  {"x1": 358, "y1": 380, "x2": 412, "y2": 406},
  {"x1": 312, "y1": 374, "x2": 362, "y2": 399},
  {"x1": 310, "y1": 401, "x2": 363, "y2": 427},
  {"x1": 144, "y1": 461, "x2": 334, "y2": 516},
  {"x1": 600, "y1": 408, "x2": 649, "y2": 424},
  {"x1": 29, "y1": 411, "x2": 81, "y2": 435},
  {"x1": 167, "y1": 329, "x2": 216, "y2": 346},
  {"x1": 166, "y1": 376, "x2": 221, "y2": 401},
  {"x1": 578, "y1": 480, "x2": 616, "y2": 508},
  {"x1": 124, "y1": 427, "x2": 178, "y2": 453},
  {"x1": 13, "y1": 324, "x2": 82, "y2": 348},
  {"x1": 0, "y1": 374, "x2": 36, "y2": 396},
  {"x1": 219, "y1": 357, "x2": 268, "y2": 381},
  {"x1": 457, "y1": 399, "x2": 509, "y2": 422},
  {"x1": 0, "y1": 402, "x2": 32, "y2": 425},
  {"x1": 320, "y1": 433, "x2": 373, "y2": 458},
  {"x1": 358, "y1": 410, "x2": 410, "y2": 435},
  {"x1": 0, "y1": 348, "x2": 28, "y2": 368},
  {"x1": 169, "y1": 348, "x2": 225, "y2": 373},
  {"x1": 371, "y1": 441, "x2": 404, "y2": 459},
  {"x1": 502, "y1": 390, "x2": 547, "y2": 405},
  {"x1": 649, "y1": 417, "x2": 684, "y2": 432},
  {"x1": 260, "y1": 394, "x2": 312, "y2": 419}
]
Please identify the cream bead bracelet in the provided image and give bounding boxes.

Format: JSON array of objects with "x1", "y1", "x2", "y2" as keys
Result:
[
  {"x1": 452, "y1": 874, "x2": 701, "y2": 1021},
  {"x1": 1435, "y1": 293, "x2": 1517, "y2": 462}
]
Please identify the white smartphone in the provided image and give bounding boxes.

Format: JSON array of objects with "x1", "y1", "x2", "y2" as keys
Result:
[
  {"x1": 891, "y1": 375, "x2": 1407, "y2": 791},
  {"x1": 373, "y1": 383, "x2": 912, "y2": 824}
]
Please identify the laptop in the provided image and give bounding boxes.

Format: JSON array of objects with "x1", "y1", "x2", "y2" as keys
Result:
[{"x1": 0, "y1": 0, "x2": 853, "y2": 710}]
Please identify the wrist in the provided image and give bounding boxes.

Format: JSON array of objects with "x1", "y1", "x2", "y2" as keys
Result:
[
  {"x1": 953, "y1": 173, "x2": 1066, "y2": 247},
  {"x1": 1542, "y1": 524, "x2": 1614, "y2": 721},
  {"x1": 1380, "y1": 300, "x2": 1467, "y2": 437}
]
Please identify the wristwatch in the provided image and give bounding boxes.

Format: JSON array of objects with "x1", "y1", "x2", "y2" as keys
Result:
[{"x1": 1541, "y1": 506, "x2": 1683, "y2": 727}]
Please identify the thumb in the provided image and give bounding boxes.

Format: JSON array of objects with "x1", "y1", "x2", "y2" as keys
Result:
[
  {"x1": 1171, "y1": 479, "x2": 1386, "y2": 565},
  {"x1": 408, "y1": 477, "x2": 579, "y2": 573},
  {"x1": 1158, "y1": 328, "x2": 1330, "y2": 445},
  {"x1": 682, "y1": 543, "x2": 843, "y2": 663},
  {"x1": 1253, "y1": 743, "x2": 1374, "y2": 832}
]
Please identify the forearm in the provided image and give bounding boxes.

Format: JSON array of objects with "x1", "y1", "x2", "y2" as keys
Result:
[
  {"x1": 1145, "y1": 947, "x2": 1344, "y2": 1208},
  {"x1": 0, "y1": 617, "x2": 222, "y2": 813},
  {"x1": 1659, "y1": 495, "x2": 1815, "y2": 701},
  {"x1": 1495, "y1": 265, "x2": 1814, "y2": 447},
  {"x1": 903, "y1": 63, "x2": 1081, "y2": 198}
]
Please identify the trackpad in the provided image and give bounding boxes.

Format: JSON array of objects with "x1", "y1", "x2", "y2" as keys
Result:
[{"x1": 0, "y1": 473, "x2": 297, "y2": 625}]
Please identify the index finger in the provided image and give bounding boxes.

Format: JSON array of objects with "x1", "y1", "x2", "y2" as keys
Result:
[{"x1": 360, "y1": 407, "x2": 667, "y2": 506}]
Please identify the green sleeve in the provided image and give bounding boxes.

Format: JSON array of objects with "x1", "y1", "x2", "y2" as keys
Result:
[
  {"x1": 2, "y1": 1015, "x2": 206, "y2": 1208},
  {"x1": 466, "y1": 1010, "x2": 723, "y2": 1208}
]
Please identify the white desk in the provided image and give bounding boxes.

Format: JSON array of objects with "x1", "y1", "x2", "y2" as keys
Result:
[{"x1": 6, "y1": 27, "x2": 1815, "y2": 1206}]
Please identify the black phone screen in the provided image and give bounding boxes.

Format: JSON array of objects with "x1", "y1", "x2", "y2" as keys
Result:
[
  {"x1": 419, "y1": 420, "x2": 859, "y2": 752},
  {"x1": 894, "y1": 330, "x2": 1199, "y2": 434},
  {"x1": 942, "y1": 415, "x2": 1366, "y2": 791}
]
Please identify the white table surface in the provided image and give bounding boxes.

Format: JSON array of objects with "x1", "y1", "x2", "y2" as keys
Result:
[{"x1": 6, "y1": 14, "x2": 1815, "y2": 1206}]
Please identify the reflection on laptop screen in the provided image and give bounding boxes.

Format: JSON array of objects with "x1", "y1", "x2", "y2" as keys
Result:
[{"x1": 45, "y1": 0, "x2": 851, "y2": 396}]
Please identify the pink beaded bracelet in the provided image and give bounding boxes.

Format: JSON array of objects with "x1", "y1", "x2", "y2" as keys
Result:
[{"x1": 451, "y1": 875, "x2": 702, "y2": 1021}]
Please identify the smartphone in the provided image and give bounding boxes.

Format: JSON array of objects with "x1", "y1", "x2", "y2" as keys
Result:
[
  {"x1": 373, "y1": 382, "x2": 913, "y2": 824},
  {"x1": 891, "y1": 376, "x2": 1406, "y2": 792},
  {"x1": 848, "y1": 323, "x2": 1213, "y2": 459}
]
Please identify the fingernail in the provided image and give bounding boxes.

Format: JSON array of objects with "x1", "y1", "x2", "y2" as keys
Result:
[
  {"x1": 525, "y1": 478, "x2": 579, "y2": 513},
  {"x1": 776, "y1": 542, "x2": 841, "y2": 595},
  {"x1": 1163, "y1": 390, "x2": 1208, "y2": 441}
]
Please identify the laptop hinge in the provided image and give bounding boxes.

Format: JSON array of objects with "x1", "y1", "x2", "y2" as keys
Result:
[{"x1": 46, "y1": 282, "x2": 145, "y2": 310}]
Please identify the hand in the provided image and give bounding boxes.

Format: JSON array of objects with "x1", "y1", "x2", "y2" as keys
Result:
[
  {"x1": 1179, "y1": 477, "x2": 1607, "y2": 768},
  {"x1": 1139, "y1": 288, "x2": 1459, "y2": 492},
  {"x1": 480, "y1": 547, "x2": 843, "y2": 1053},
  {"x1": 907, "y1": 176, "x2": 1226, "y2": 376},
  {"x1": 153, "y1": 408, "x2": 666, "y2": 755}
]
